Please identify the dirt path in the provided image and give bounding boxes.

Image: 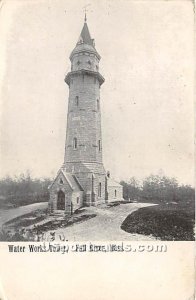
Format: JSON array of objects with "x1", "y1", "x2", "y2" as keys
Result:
[
  {"x1": 0, "y1": 202, "x2": 48, "y2": 227},
  {"x1": 47, "y1": 203, "x2": 157, "y2": 241}
]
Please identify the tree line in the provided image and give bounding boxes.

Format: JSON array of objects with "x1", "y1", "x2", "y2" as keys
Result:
[
  {"x1": 120, "y1": 175, "x2": 194, "y2": 205},
  {"x1": 0, "y1": 172, "x2": 51, "y2": 208},
  {"x1": 0, "y1": 172, "x2": 194, "y2": 208}
]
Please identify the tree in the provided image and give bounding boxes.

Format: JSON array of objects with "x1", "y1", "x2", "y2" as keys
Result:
[
  {"x1": 0, "y1": 173, "x2": 52, "y2": 208},
  {"x1": 120, "y1": 177, "x2": 141, "y2": 200},
  {"x1": 142, "y1": 174, "x2": 179, "y2": 203}
]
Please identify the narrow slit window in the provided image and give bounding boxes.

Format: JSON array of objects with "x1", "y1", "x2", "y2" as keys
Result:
[
  {"x1": 73, "y1": 138, "x2": 77, "y2": 149},
  {"x1": 97, "y1": 99, "x2": 100, "y2": 110},
  {"x1": 75, "y1": 96, "x2": 79, "y2": 106},
  {"x1": 98, "y1": 140, "x2": 101, "y2": 152},
  {"x1": 98, "y1": 183, "x2": 101, "y2": 197},
  {"x1": 115, "y1": 190, "x2": 117, "y2": 198}
]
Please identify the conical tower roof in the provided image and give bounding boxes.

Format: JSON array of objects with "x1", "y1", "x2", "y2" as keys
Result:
[
  {"x1": 70, "y1": 17, "x2": 100, "y2": 60},
  {"x1": 77, "y1": 22, "x2": 93, "y2": 46}
]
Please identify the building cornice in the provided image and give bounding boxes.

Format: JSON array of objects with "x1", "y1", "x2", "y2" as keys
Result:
[
  {"x1": 69, "y1": 44, "x2": 101, "y2": 61},
  {"x1": 64, "y1": 69, "x2": 105, "y2": 86}
]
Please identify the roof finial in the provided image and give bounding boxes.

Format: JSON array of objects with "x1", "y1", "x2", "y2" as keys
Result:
[{"x1": 83, "y1": 4, "x2": 90, "y2": 23}]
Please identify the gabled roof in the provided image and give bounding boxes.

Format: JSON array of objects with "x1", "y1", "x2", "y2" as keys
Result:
[
  {"x1": 107, "y1": 177, "x2": 122, "y2": 188},
  {"x1": 63, "y1": 171, "x2": 83, "y2": 192},
  {"x1": 48, "y1": 169, "x2": 83, "y2": 192}
]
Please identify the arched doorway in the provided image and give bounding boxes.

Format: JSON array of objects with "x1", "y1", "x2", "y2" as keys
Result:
[{"x1": 57, "y1": 190, "x2": 65, "y2": 210}]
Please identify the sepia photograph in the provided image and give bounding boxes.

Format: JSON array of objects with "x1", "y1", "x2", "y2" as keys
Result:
[
  {"x1": 0, "y1": 1, "x2": 195, "y2": 300},
  {"x1": 0, "y1": 0, "x2": 194, "y2": 243}
]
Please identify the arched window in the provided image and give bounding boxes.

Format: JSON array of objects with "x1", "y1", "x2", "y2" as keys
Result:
[
  {"x1": 98, "y1": 183, "x2": 101, "y2": 197},
  {"x1": 87, "y1": 60, "x2": 92, "y2": 69},
  {"x1": 97, "y1": 99, "x2": 100, "y2": 110},
  {"x1": 73, "y1": 138, "x2": 77, "y2": 149},
  {"x1": 98, "y1": 140, "x2": 101, "y2": 152},
  {"x1": 115, "y1": 190, "x2": 117, "y2": 198},
  {"x1": 75, "y1": 96, "x2": 79, "y2": 106}
]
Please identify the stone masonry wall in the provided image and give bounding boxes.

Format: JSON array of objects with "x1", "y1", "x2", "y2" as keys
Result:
[
  {"x1": 107, "y1": 186, "x2": 123, "y2": 201},
  {"x1": 64, "y1": 73, "x2": 102, "y2": 163}
]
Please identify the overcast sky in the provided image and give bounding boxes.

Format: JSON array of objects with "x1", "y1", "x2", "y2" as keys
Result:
[{"x1": 0, "y1": 0, "x2": 194, "y2": 185}]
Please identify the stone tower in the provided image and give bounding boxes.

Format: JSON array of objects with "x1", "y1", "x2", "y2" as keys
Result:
[
  {"x1": 48, "y1": 16, "x2": 123, "y2": 214},
  {"x1": 63, "y1": 16, "x2": 106, "y2": 206}
]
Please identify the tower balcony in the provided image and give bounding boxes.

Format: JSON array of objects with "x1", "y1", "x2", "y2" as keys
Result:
[{"x1": 65, "y1": 69, "x2": 105, "y2": 86}]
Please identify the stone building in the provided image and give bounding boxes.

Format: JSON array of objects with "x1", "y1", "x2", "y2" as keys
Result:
[{"x1": 48, "y1": 16, "x2": 123, "y2": 214}]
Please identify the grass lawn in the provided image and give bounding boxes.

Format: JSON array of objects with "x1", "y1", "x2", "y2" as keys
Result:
[
  {"x1": 4, "y1": 209, "x2": 47, "y2": 228},
  {"x1": 121, "y1": 201, "x2": 195, "y2": 241},
  {"x1": 0, "y1": 208, "x2": 97, "y2": 241}
]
